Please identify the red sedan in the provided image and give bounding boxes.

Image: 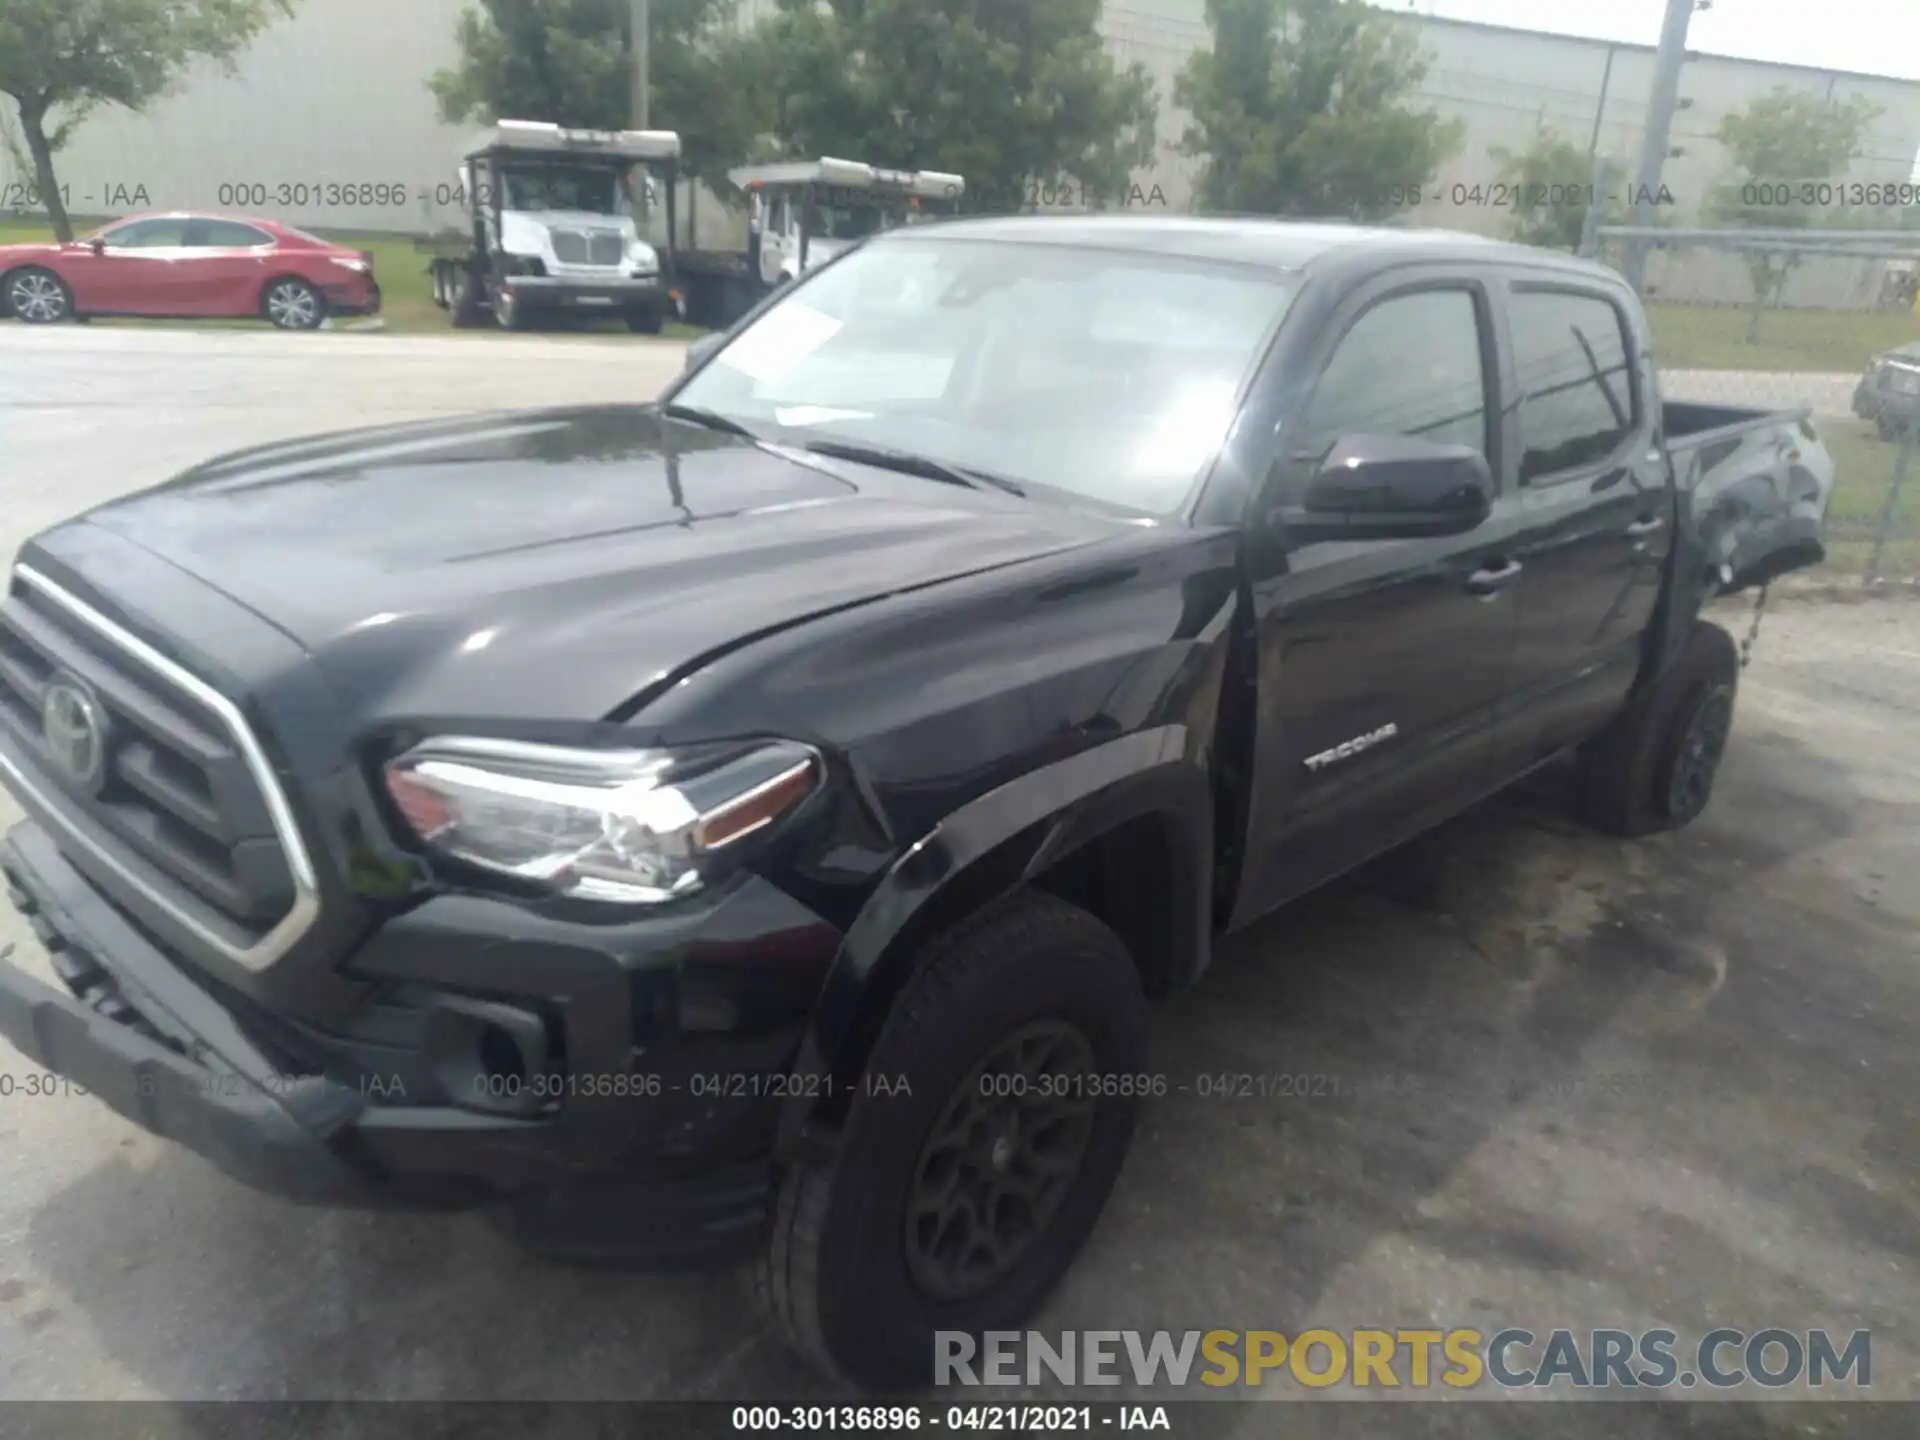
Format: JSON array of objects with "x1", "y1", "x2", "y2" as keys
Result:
[{"x1": 0, "y1": 211, "x2": 380, "y2": 330}]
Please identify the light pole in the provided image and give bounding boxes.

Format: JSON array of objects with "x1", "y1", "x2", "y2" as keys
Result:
[
  {"x1": 1624, "y1": 0, "x2": 1699, "y2": 293},
  {"x1": 630, "y1": 0, "x2": 652, "y2": 226},
  {"x1": 631, "y1": 0, "x2": 651, "y2": 130}
]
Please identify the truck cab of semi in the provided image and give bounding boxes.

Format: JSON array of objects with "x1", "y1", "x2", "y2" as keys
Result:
[
  {"x1": 428, "y1": 119, "x2": 684, "y2": 333},
  {"x1": 678, "y1": 157, "x2": 965, "y2": 327}
]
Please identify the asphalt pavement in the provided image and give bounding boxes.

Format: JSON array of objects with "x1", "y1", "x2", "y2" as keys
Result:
[{"x1": 0, "y1": 325, "x2": 1916, "y2": 1434}]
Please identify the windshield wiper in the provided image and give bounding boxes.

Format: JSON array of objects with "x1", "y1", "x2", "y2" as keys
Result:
[
  {"x1": 800, "y1": 438, "x2": 1027, "y2": 498},
  {"x1": 662, "y1": 402, "x2": 759, "y2": 439}
]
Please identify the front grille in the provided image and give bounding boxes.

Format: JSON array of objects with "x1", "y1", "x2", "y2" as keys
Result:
[
  {"x1": 548, "y1": 228, "x2": 624, "y2": 268},
  {"x1": 0, "y1": 576, "x2": 297, "y2": 945}
]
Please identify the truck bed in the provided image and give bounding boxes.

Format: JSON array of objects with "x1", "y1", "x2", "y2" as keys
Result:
[{"x1": 1663, "y1": 401, "x2": 1831, "y2": 596}]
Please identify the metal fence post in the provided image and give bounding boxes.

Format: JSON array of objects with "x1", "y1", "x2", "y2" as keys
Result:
[
  {"x1": 1865, "y1": 427, "x2": 1917, "y2": 586},
  {"x1": 1578, "y1": 156, "x2": 1616, "y2": 261}
]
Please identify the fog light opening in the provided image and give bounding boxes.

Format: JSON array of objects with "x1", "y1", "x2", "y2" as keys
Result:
[{"x1": 478, "y1": 1022, "x2": 529, "y2": 1088}]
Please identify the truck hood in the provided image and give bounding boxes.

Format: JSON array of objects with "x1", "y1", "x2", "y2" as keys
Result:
[
  {"x1": 509, "y1": 208, "x2": 633, "y2": 232},
  {"x1": 76, "y1": 406, "x2": 1120, "y2": 722}
]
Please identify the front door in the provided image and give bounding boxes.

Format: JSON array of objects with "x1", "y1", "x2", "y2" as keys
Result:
[
  {"x1": 1232, "y1": 276, "x2": 1523, "y2": 926},
  {"x1": 759, "y1": 193, "x2": 796, "y2": 287},
  {"x1": 61, "y1": 216, "x2": 196, "y2": 314}
]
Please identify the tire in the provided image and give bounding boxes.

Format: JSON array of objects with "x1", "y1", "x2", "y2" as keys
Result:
[
  {"x1": 450, "y1": 270, "x2": 486, "y2": 329},
  {"x1": 626, "y1": 306, "x2": 664, "y2": 335},
  {"x1": 262, "y1": 276, "x2": 324, "y2": 330},
  {"x1": 6, "y1": 267, "x2": 73, "y2": 324},
  {"x1": 492, "y1": 281, "x2": 528, "y2": 332},
  {"x1": 758, "y1": 889, "x2": 1149, "y2": 1391},
  {"x1": 1577, "y1": 620, "x2": 1740, "y2": 838},
  {"x1": 1876, "y1": 414, "x2": 1909, "y2": 443}
]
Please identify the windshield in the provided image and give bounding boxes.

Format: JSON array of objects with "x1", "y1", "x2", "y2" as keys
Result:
[
  {"x1": 673, "y1": 237, "x2": 1297, "y2": 514},
  {"x1": 500, "y1": 164, "x2": 624, "y2": 215},
  {"x1": 808, "y1": 200, "x2": 895, "y2": 241}
]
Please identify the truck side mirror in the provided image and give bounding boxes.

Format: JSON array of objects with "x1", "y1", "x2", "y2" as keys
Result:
[
  {"x1": 684, "y1": 332, "x2": 726, "y2": 372},
  {"x1": 1269, "y1": 434, "x2": 1493, "y2": 543}
]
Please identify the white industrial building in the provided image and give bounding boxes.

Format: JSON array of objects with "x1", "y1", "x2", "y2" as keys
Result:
[{"x1": 5, "y1": 0, "x2": 1918, "y2": 304}]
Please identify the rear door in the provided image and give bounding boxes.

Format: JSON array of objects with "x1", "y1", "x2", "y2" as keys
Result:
[
  {"x1": 1232, "y1": 271, "x2": 1524, "y2": 925},
  {"x1": 178, "y1": 219, "x2": 278, "y2": 315},
  {"x1": 1493, "y1": 282, "x2": 1673, "y2": 766}
]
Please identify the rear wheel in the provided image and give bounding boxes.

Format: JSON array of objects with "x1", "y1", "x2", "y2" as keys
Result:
[
  {"x1": 263, "y1": 277, "x2": 324, "y2": 330},
  {"x1": 1577, "y1": 620, "x2": 1740, "y2": 837},
  {"x1": 757, "y1": 890, "x2": 1149, "y2": 1390},
  {"x1": 6, "y1": 267, "x2": 72, "y2": 324}
]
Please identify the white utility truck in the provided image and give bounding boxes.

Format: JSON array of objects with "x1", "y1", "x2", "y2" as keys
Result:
[{"x1": 676, "y1": 157, "x2": 964, "y2": 328}]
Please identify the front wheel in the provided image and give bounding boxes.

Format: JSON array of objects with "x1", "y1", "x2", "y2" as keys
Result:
[
  {"x1": 757, "y1": 890, "x2": 1149, "y2": 1391},
  {"x1": 6, "y1": 267, "x2": 73, "y2": 324},
  {"x1": 263, "y1": 277, "x2": 324, "y2": 330},
  {"x1": 492, "y1": 281, "x2": 529, "y2": 331},
  {"x1": 625, "y1": 306, "x2": 664, "y2": 335}
]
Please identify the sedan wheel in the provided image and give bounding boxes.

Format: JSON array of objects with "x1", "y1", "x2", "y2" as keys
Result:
[
  {"x1": 7, "y1": 268, "x2": 71, "y2": 324},
  {"x1": 264, "y1": 278, "x2": 324, "y2": 330}
]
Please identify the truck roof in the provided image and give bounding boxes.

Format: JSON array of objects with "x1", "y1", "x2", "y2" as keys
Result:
[
  {"x1": 468, "y1": 120, "x2": 682, "y2": 163},
  {"x1": 897, "y1": 213, "x2": 1623, "y2": 284},
  {"x1": 729, "y1": 157, "x2": 966, "y2": 200}
]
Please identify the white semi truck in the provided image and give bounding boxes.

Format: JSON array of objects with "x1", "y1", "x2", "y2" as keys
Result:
[{"x1": 427, "y1": 120, "x2": 684, "y2": 333}]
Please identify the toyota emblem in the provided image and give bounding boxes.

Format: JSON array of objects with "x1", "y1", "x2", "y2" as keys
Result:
[{"x1": 41, "y1": 674, "x2": 110, "y2": 795}]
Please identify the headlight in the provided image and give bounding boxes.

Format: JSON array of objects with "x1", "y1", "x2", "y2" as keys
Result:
[
  {"x1": 382, "y1": 737, "x2": 820, "y2": 904},
  {"x1": 335, "y1": 257, "x2": 372, "y2": 275},
  {"x1": 628, "y1": 241, "x2": 659, "y2": 275}
]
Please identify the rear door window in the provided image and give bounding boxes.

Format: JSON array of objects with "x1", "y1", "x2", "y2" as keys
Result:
[
  {"x1": 1509, "y1": 289, "x2": 1638, "y2": 482},
  {"x1": 186, "y1": 220, "x2": 274, "y2": 248}
]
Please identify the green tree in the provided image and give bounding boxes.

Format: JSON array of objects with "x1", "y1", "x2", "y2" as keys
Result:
[
  {"x1": 1175, "y1": 0, "x2": 1462, "y2": 219},
  {"x1": 1489, "y1": 126, "x2": 1616, "y2": 252},
  {"x1": 1707, "y1": 85, "x2": 1883, "y2": 341},
  {"x1": 430, "y1": 0, "x2": 763, "y2": 192},
  {"x1": 743, "y1": 0, "x2": 1159, "y2": 215},
  {"x1": 0, "y1": 0, "x2": 293, "y2": 241}
]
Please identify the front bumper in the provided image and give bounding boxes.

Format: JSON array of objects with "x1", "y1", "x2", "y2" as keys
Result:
[
  {"x1": 322, "y1": 279, "x2": 382, "y2": 317},
  {"x1": 0, "y1": 818, "x2": 809, "y2": 1258},
  {"x1": 1, "y1": 823, "x2": 375, "y2": 1205},
  {"x1": 505, "y1": 274, "x2": 666, "y2": 315}
]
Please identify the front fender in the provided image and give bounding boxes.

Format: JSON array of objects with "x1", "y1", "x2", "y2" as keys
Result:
[{"x1": 773, "y1": 723, "x2": 1208, "y2": 1159}]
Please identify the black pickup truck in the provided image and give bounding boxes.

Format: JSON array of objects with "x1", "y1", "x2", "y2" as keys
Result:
[{"x1": 0, "y1": 217, "x2": 1831, "y2": 1390}]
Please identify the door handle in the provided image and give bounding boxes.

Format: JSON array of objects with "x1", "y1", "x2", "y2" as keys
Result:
[
  {"x1": 1625, "y1": 516, "x2": 1666, "y2": 537},
  {"x1": 1466, "y1": 558, "x2": 1523, "y2": 595}
]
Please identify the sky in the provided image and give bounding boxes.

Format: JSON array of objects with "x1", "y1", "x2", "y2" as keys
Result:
[{"x1": 1393, "y1": 0, "x2": 1920, "y2": 82}]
